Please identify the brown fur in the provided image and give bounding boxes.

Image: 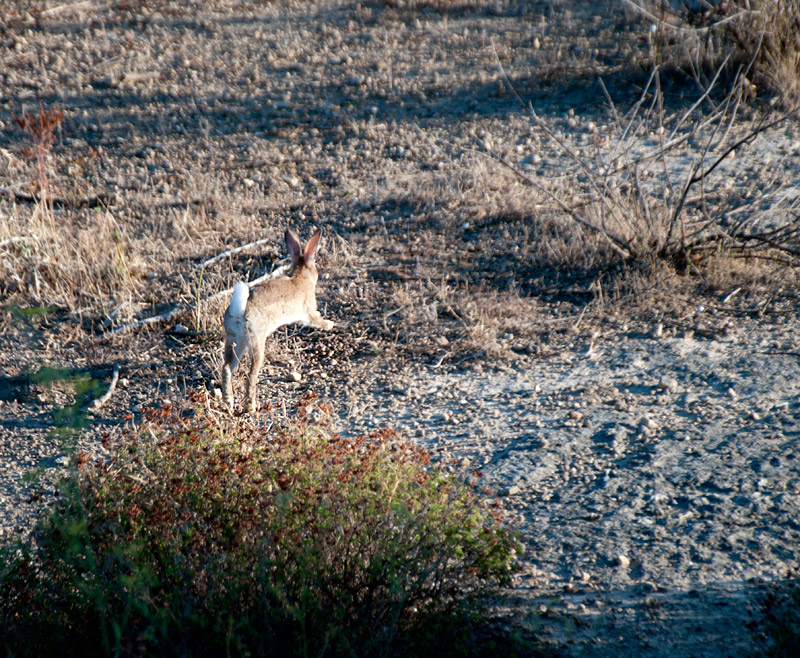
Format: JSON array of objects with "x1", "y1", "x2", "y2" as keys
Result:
[{"x1": 221, "y1": 229, "x2": 334, "y2": 413}]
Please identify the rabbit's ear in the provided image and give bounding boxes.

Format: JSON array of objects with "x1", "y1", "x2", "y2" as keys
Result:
[
  {"x1": 303, "y1": 229, "x2": 322, "y2": 263},
  {"x1": 285, "y1": 230, "x2": 302, "y2": 261}
]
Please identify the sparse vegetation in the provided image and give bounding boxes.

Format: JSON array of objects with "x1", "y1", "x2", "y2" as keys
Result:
[
  {"x1": 12, "y1": 101, "x2": 64, "y2": 230},
  {"x1": 0, "y1": 396, "x2": 522, "y2": 657},
  {"x1": 490, "y1": 47, "x2": 800, "y2": 271},
  {"x1": 624, "y1": 0, "x2": 800, "y2": 105},
  {"x1": 2, "y1": 2, "x2": 800, "y2": 655},
  {"x1": 691, "y1": 0, "x2": 800, "y2": 105}
]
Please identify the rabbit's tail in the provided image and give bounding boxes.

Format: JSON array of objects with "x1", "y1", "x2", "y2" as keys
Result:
[
  {"x1": 226, "y1": 282, "x2": 250, "y2": 372},
  {"x1": 229, "y1": 281, "x2": 250, "y2": 318}
]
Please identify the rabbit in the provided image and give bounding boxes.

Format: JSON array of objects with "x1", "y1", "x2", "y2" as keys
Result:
[{"x1": 221, "y1": 228, "x2": 334, "y2": 413}]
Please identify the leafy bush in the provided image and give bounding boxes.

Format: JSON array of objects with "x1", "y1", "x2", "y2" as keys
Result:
[{"x1": 0, "y1": 396, "x2": 522, "y2": 657}]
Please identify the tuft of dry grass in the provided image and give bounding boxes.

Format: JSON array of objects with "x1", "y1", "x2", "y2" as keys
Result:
[
  {"x1": 11, "y1": 102, "x2": 64, "y2": 231},
  {"x1": 696, "y1": 0, "x2": 800, "y2": 105},
  {"x1": 625, "y1": 0, "x2": 800, "y2": 106}
]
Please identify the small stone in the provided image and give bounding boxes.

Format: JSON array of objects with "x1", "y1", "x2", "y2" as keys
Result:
[
  {"x1": 174, "y1": 324, "x2": 189, "y2": 333},
  {"x1": 213, "y1": 387, "x2": 222, "y2": 400},
  {"x1": 287, "y1": 371, "x2": 301, "y2": 382},
  {"x1": 639, "y1": 416, "x2": 657, "y2": 430},
  {"x1": 435, "y1": 335, "x2": 449, "y2": 347},
  {"x1": 508, "y1": 484, "x2": 522, "y2": 496},
  {"x1": 617, "y1": 554, "x2": 631, "y2": 568},
  {"x1": 652, "y1": 322, "x2": 663, "y2": 338},
  {"x1": 568, "y1": 409, "x2": 585, "y2": 421},
  {"x1": 612, "y1": 427, "x2": 628, "y2": 456},
  {"x1": 658, "y1": 377, "x2": 678, "y2": 393},
  {"x1": 727, "y1": 388, "x2": 737, "y2": 399},
  {"x1": 749, "y1": 411, "x2": 761, "y2": 421}
]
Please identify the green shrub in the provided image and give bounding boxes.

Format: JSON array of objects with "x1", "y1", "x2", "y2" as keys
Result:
[{"x1": 0, "y1": 396, "x2": 522, "y2": 657}]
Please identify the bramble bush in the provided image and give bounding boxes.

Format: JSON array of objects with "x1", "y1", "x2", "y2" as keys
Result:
[{"x1": 0, "y1": 395, "x2": 522, "y2": 657}]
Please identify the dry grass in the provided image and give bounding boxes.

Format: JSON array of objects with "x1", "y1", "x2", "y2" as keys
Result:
[
  {"x1": 626, "y1": 0, "x2": 800, "y2": 106},
  {"x1": 696, "y1": 0, "x2": 800, "y2": 105}
]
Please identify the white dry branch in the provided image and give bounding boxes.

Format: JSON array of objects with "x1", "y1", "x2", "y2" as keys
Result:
[
  {"x1": 85, "y1": 363, "x2": 120, "y2": 414},
  {"x1": 0, "y1": 236, "x2": 41, "y2": 250},
  {"x1": 197, "y1": 238, "x2": 280, "y2": 269},
  {"x1": 40, "y1": 0, "x2": 103, "y2": 17},
  {"x1": 103, "y1": 264, "x2": 291, "y2": 338}
]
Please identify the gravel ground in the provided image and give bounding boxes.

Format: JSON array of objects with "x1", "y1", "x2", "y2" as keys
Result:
[{"x1": 2, "y1": 0, "x2": 800, "y2": 655}]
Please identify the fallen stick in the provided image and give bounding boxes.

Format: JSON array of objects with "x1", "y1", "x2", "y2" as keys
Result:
[
  {"x1": 85, "y1": 363, "x2": 120, "y2": 414},
  {"x1": 0, "y1": 236, "x2": 41, "y2": 249},
  {"x1": 103, "y1": 264, "x2": 289, "y2": 338},
  {"x1": 118, "y1": 71, "x2": 163, "y2": 85},
  {"x1": 198, "y1": 238, "x2": 279, "y2": 269},
  {"x1": 40, "y1": 0, "x2": 98, "y2": 17}
]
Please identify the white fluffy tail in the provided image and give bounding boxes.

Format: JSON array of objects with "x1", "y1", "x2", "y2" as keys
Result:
[
  {"x1": 229, "y1": 281, "x2": 250, "y2": 318},
  {"x1": 226, "y1": 282, "x2": 250, "y2": 373}
]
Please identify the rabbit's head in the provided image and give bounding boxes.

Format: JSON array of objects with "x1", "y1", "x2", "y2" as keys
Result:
[{"x1": 285, "y1": 229, "x2": 321, "y2": 281}]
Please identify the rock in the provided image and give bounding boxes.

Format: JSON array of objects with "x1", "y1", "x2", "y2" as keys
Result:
[
  {"x1": 287, "y1": 371, "x2": 302, "y2": 382},
  {"x1": 639, "y1": 416, "x2": 657, "y2": 431},
  {"x1": 612, "y1": 427, "x2": 629, "y2": 456},
  {"x1": 659, "y1": 376, "x2": 678, "y2": 393},
  {"x1": 617, "y1": 554, "x2": 631, "y2": 568}
]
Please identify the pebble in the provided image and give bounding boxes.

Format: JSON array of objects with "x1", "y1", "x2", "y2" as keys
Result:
[
  {"x1": 659, "y1": 377, "x2": 678, "y2": 393},
  {"x1": 287, "y1": 371, "x2": 302, "y2": 382},
  {"x1": 617, "y1": 554, "x2": 631, "y2": 568},
  {"x1": 639, "y1": 416, "x2": 657, "y2": 431}
]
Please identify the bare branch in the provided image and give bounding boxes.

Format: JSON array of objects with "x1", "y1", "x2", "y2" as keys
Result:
[
  {"x1": 198, "y1": 238, "x2": 280, "y2": 269},
  {"x1": 85, "y1": 363, "x2": 120, "y2": 414}
]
